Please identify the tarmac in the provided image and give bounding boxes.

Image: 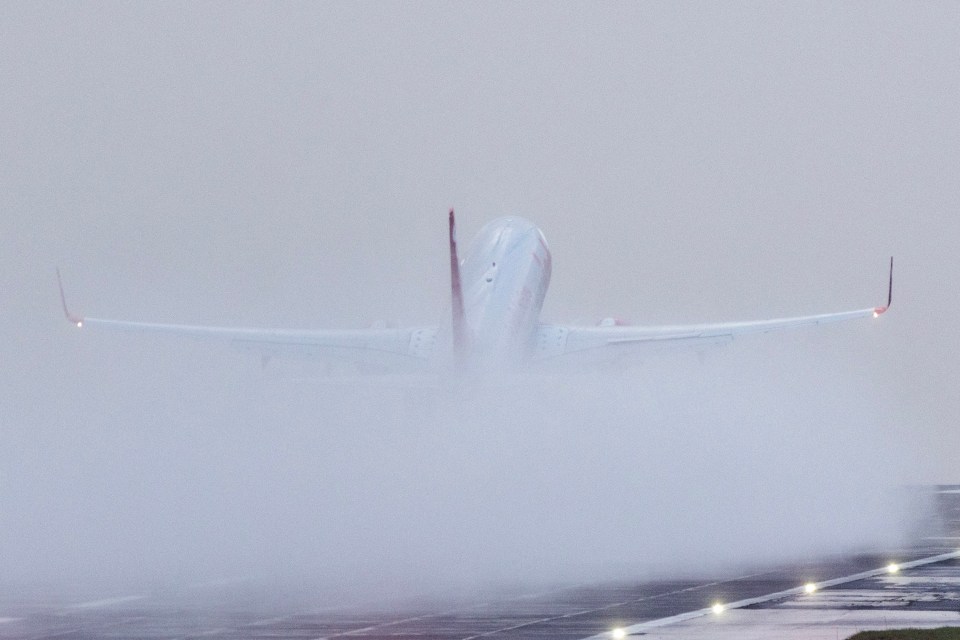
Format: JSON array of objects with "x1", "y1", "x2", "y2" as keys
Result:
[
  {"x1": 0, "y1": 486, "x2": 957, "y2": 640},
  {"x1": 628, "y1": 486, "x2": 960, "y2": 640},
  {"x1": 603, "y1": 555, "x2": 960, "y2": 640}
]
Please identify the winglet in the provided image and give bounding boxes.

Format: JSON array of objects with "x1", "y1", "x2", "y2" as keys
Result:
[
  {"x1": 56, "y1": 267, "x2": 84, "y2": 327},
  {"x1": 449, "y1": 209, "x2": 469, "y2": 368},
  {"x1": 873, "y1": 256, "x2": 893, "y2": 317}
]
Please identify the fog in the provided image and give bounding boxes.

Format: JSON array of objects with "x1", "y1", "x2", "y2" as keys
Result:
[
  {"x1": 2, "y1": 2, "x2": 959, "y2": 602},
  {"x1": 0, "y1": 334, "x2": 910, "y2": 599}
]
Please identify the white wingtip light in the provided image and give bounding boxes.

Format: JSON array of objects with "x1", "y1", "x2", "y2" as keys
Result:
[
  {"x1": 611, "y1": 628, "x2": 627, "y2": 639},
  {"x1": 56, "y1": 268, "x2": 85, "y2": 327},
  {"x1": 887, "y1": 562, "x2": 900, "y2": 574},
  {"x1": 711, "y1": 603, "x2": 725, "y2": 615},
  {"x1": 804, "y1": 582, "x2": 817, "y2": 594}
]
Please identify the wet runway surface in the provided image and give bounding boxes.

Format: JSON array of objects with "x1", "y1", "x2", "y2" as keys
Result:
[
  {"x1": 638, "y1": 557, "x2": 960, "y2": 639},
  {"x1": 763, "y1": 557, "x2": 960, "y2": 613},
  {"x1": 0, "y1": 550, "x2": 954, "y2": 640},
  {"x1": 2, "y1": 487, "x2": 957, "y2": 640}
]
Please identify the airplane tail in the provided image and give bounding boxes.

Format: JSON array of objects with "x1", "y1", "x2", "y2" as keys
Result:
[{"x1": 448, "y1": 209, "x2": 469, "y2": 368}]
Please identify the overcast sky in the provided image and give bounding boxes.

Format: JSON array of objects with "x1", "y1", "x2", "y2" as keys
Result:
[{"x1": 2, "y1": 2, "x2": 959, "y2": 596}]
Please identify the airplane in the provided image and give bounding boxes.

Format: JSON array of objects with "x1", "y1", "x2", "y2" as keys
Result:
[{"x1": 58, "y1": 210, "x2": 893, "y2": 375}]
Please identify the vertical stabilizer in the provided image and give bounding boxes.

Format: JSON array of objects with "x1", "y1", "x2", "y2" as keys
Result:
[{"x1": 449, "y1": 209, "x2": 469, "y2": 368}]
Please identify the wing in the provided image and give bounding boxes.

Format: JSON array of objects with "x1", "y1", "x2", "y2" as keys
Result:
[
  {"x1": 534, "y1": 258, "x2": 893, "y2": 364},
  {"x1": 57, "y1": 270, "x2": 438, "y2": 372}
]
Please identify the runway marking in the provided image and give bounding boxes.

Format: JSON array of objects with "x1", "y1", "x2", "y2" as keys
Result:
[
  {"x1": 319, "y1": 611, "x2": 463, "y2": 638},
  {"x1": 308, "y1": 574, "x2": 767, "y2": 640},
  {"x1": 458, "y1": 573, "x2": 767, "y2": 640},
  {"x1": 71, "y1": 595, "x2": 145, "y2": 609},
  {"x1": 580, "y1": 550, "x2": 960, "y2": 639},
  {"x1": 312, "y1": 605, "x2": 508, "y2": 639},
  {"x1": 28, "y1": 629, "x2": 85, "y2": 640},
  {"x1": 310, "y1": 583, "x2": 622, "y2": 640}
]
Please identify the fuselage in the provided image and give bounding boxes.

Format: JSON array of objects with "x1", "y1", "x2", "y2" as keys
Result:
[{"x1": 459, "y1": 217, "x2": 552, "y2": 368}]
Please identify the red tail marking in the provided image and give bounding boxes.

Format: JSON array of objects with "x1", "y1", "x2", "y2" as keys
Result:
[
  {"x1": 449, "y1": 209, "x2": 469, "y2": 368},
  {"x1": 873, "y1": 256, "x2": 894, "y2": 317}
]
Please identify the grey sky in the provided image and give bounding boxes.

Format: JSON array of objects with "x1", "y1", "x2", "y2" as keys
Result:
[{"x1": 2, "y1": 2, "x2": 958, "y2": 595}]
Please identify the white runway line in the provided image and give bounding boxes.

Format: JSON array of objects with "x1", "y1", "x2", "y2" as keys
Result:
[
  {"x1": 581, "y1": 550, "x2": 960, "y2": 640},
  {"x1": 458, "y1": 573, "x2": 769, "y2": 640},
  {"x1": 70, "y1": 595, "x2": 145, "y2": 609},
  {"x1": 311, "y1": 581, "x2": 607, "y2": 640}
]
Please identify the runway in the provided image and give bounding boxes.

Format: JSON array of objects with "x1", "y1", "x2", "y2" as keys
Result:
[
  {"x1": 0, "y1": 551, "x2": 955, "y2": 640},
  {"x1": 629, "y1": 556, "x2": 960, "y2": 639},
  {"x1": 1, "y1": 486, "x2": 957, "y2": 640}
]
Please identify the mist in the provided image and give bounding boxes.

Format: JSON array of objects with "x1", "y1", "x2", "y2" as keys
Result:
[
  {"x1": 2, "y1": 1, "x2": 958, "y2": 603},
  {"x1": 1, "y1": 326, "x2": 910, "y2": 599}
]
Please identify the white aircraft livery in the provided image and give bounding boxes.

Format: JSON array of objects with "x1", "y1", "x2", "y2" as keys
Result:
[{"x1": 58, "y1": 211, "x2": 892, "y2": 374}]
